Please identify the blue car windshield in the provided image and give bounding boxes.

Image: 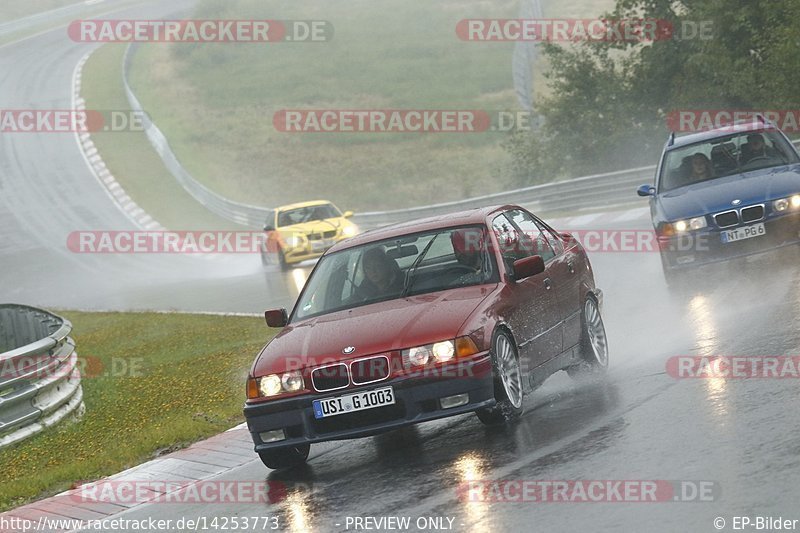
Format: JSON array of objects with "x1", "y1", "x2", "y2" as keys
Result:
[{"x1": 659, "y1": 130, "x2": 799, "y2": 192}]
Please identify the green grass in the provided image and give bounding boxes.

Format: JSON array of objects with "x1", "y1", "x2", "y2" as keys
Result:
[
  {"x1": 81, "y1": 44, "x2": 240, "y2": 230},
  {"x1": 0, "y1": 311, "x2": 275, "y2": 511},
  {"x1": 124, "y1": 0, "x2": 615, "y2": 212}
]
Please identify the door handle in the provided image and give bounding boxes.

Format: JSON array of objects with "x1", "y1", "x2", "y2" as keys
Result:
[{"x1": 544, "y1": 278, "x2": 552, "y2": 290}]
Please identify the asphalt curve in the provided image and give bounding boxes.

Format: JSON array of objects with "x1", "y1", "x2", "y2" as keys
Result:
[{"x1": 3, "y1": 5, "x2": 800, "y2": 533}]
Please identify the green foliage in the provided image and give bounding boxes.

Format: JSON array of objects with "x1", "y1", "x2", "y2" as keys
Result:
[{"x1": 510, "y1": 0, "x2": 800, "y2": 181}]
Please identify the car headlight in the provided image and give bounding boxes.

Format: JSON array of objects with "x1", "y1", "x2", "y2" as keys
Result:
[
  {"x1": 285, "y1": 235, "x2": 304, "y2": 248},
  {"x1": 342, "y1": 224, "x2": 358, "y2": 237},
  {"x1": 402, "y1": 337, "x2": 479, "y2": 368},
  {"x1": 673, "y1": 216, "x2": 706, "y2": 233},
  {"x1": 281, "y1": 371, "x2": 304, "y2": 392},
  {"x1": 247, "y1": 371, "x2": 305, "y2": 399},
  {"x1": 773, "y1": 194, "x2": 800, "y2": 212}
]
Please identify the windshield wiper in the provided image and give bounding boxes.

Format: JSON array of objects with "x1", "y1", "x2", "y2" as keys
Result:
[{"x1": 402, "y1": 234, "x2": 438, "y2": 297}]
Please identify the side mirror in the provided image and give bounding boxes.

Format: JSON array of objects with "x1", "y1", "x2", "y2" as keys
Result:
[
  {"x1": 637, "y1": 184, "x2": 655, "y2": 197},
  {"x1": 264, "y1": 308, "x2": 288, "y2": 328},
  {"x1": 512, "y1": 255, "x2": 545, "y2": 281},
  {"x1": 263, "y1": 224, "x2": 275, "y2": 232},
  {"x1": 342, "y1": 210, "x2": 354, "y2": 218}
]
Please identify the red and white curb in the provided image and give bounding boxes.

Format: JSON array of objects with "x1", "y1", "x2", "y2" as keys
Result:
[
  {"x1": 72, "y1": 50, "x2": 164, "y2": 232},
  {"x1": 0, "y1": 427, "x2": 257, "y2": 532}
]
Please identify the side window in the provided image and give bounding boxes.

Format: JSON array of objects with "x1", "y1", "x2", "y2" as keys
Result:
[
  {"x1": 533, "y1": 216, "x2": 564, "y2": 255},
  {"x1": 506, "y1": 210, "x2": 556, "y2": 262},
  {"x1": 492, "y1": 214, "x2": 522, "y2": 266}
]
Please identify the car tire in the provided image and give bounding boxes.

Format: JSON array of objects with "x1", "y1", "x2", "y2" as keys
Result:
[
  {"x1": 567, "y1": 296, "x2": 609, "y2": 380},
  {"x1": 258, "y1": 444, "x2": 310, "y2": 470},
  {"x1": 476, "y1": 330, "x2": 524, "y2": 425}
]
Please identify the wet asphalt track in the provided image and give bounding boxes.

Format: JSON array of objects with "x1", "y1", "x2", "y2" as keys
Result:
[{"x1": 3, "y1": 4, "x2": 800, "y2": 533}]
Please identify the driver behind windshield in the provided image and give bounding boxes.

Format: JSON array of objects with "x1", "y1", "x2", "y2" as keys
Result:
[
  {"x1": 357, "y1": 246, "x2": 403, "y2": 300},
  {"x1": 740, "y1": 133, "x2": 778, "y2": 164},
  {"x1": 450, "y1": 228, "x2": 489, "y2": 285}
]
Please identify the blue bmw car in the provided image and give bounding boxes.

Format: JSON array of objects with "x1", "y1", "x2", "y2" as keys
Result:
[{"x1": 637, "y1": 119, "x2": 800, "y2": 283}]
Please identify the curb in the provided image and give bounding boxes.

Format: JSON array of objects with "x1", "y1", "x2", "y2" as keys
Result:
[
  {"x1": 0, "y1": 427, "x2": 256, "y2": 532},
  {"x1": 72, "y1": 50, "x2": 165, "y2": 232}
]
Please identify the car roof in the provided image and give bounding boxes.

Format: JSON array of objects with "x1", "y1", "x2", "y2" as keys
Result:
[
  {"x1": 329, "y1": 204, "x2": 517, "y2": 252},
  {"x1": 276, "y1": 200, "x2": 334, "y2": 211},
  {"x1": 669, "y1": 122, "x2": 779, "y2": 150}
]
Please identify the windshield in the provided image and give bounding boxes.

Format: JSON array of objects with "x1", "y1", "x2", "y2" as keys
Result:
[
  {"x1": 292, "y1": 225, "x2": 498, "y2": 321},
  {"x1": 659, "y1": 130, "x2": 799, "y2": 192},
  {"x1": 277, "y1": 204, "x2": 341, "y2": 227}
]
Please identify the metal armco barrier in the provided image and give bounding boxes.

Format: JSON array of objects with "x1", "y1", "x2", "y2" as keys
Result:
[
  {"x1": 0, "y1": 305, "x2": 84, "y2": 449},
  {"x1": 122, "y1": 42, "x2": 800, "y2": 231}
]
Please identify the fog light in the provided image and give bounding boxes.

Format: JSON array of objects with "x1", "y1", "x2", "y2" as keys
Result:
[
  {"x1": 440, "y1": 393, "x2": 469, "y2": 409},
  {"x1": 259, "y1": 429, "x2": 285, "y2": 443}
]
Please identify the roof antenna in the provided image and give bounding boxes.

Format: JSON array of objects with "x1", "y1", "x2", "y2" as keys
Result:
[{"x1": 667, "y1": 131, "x2": 675, "y2": 146}]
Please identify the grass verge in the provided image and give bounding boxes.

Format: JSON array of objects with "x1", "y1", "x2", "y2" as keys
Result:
[
  {"x1": 127, "y1": 0, "x2": 614, "y2": 212},
  {"x1": 0, "y1": 311, "x2": 274, "y2": 512},
  {"x1": 80, "y1": 43, "x2": 240, "y2": 230}
]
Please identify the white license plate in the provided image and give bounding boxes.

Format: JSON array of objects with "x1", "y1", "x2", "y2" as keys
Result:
[
  {"x1": 721, "y1": 223, "x2": 766, "y2": 243},
  {"x1": 312, "y1": 387, "x2": 395, "y2": 419}
]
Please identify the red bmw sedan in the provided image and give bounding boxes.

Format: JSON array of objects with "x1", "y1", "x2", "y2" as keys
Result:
[{"x1": 244, "y1": 204, "x2": 608, "y2": 469}]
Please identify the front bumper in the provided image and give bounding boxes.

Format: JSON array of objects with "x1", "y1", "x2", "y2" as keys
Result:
[
  {"x1": 243, "y1": 355, "x2": 494, "y2": 452},
  {"x1": 660, "y1": 212, "x2": 800, "y2": 271},
  {"x1": 283, "y1": 236, "x2": 349, "y2": 264}
]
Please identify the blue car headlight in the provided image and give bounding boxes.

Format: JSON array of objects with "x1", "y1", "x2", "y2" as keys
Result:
[
  {"x1": 672, "y1": 216, "x2": 707, "y2": 233},
  {"x1": 773, "y1": 195, "x2": 800, "y2": 212}
]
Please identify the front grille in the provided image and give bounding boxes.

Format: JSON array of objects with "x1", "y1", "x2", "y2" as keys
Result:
[
  {"x1": 714, "y1": 210, "x2": 739, "y2": 228},
  {"x1": 311, "y1": 363, "x2": 349, "y2": 392},
  {"x1": 741, "y1": 205, "x2": 764, "y2": 223},
  {"x1": 350, "y1": 355, "x2": 391, "y2": 385},
  {"x1": 307, "y1": 230, "x2": 337, "y2": 241}
]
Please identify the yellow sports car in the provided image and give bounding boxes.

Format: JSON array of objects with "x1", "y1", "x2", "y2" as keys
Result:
[{"x1": 261, "y1": 200, "x2": 359, "y2": 269}]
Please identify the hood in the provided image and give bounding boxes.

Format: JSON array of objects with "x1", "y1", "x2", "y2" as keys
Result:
[
  {"x1": 252, "y1": 284, "x2": 497, "y2": 376},
  {"x1": 279, "y1": 217, "x2": 346, "y2": 235},
  {"x1": 657, "y1": 165, "x2": 800, "y2": 221}
]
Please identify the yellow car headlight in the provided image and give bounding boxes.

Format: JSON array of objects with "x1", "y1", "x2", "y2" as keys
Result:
[{"x1": 342, "y1": 224, "x2": 358, "y2": 237}]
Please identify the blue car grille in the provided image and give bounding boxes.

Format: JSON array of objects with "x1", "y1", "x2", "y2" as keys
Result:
[
  {"x1": 714, "y1": 210, "x2": 739, "y2": 228},
  {"x1": 741, "y1": 205, "x2": 764, "y2": 223}
]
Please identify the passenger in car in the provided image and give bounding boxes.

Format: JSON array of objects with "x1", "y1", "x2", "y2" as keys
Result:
[
  {"x1": 357, "y1": 246, "x2": 404, "y2": 300},
  {"x1": 740, "y1": 133, "x2": 778, "y2": 164},
  {"x1": 686, "y1": 153, "x2": 713, "y2": 182}
]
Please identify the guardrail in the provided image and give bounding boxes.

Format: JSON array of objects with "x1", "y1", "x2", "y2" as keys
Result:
[
  {"x1": 123, "y1": 43, "x2": 274, "y2": 228},
  {"x1": 122, "y1": 42, "x2": 800, "y2": 231},
  {"x1": 0, "y1": 305, "x2": 84, "y2": 449}
]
